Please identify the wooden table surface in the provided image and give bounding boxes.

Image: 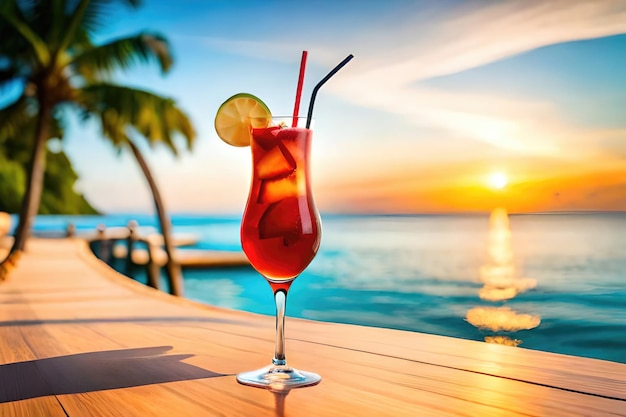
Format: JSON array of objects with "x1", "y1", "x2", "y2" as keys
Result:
[{"x1": 1, "y1": 239, "x2": 624, "y2": 416}]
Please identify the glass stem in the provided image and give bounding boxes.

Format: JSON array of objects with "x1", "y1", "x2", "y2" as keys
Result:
[{"x1": 272, "y1": 289, "x2": 287, "y2": 366}]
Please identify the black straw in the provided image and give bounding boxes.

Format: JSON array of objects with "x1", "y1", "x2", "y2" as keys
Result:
[{"x1": 305, "y1": 54, "x2": 354, "y2": 129}]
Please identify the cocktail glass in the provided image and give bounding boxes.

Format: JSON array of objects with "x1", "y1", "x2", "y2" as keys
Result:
[{"x1": 237, "y1": 116, "x2": 321, "y2": 389}]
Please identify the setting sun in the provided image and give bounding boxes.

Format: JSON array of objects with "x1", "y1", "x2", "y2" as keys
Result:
[{"x1": 488, "y1": 172, "x2": 508, "y2": 190}]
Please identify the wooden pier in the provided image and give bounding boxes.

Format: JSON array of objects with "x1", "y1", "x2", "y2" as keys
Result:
[
  {"x1": 113, "y1": 246, "x2": 250, "y2": 269},
  {"x1": 87, "y1": 226, "x2": 250, "y2": 269},
  {"x1": 0, "y1": 238, "x2": 624, "y2": 416}
]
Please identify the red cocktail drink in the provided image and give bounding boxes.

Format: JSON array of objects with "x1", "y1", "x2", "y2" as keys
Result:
[{"x1": 241, "y1": 124, "x2": 320, "y2": 286}]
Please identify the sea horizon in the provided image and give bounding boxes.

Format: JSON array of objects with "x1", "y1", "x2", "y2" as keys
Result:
[{"x1": 10, "y1": 208, "x2": 626, "y2": 222}]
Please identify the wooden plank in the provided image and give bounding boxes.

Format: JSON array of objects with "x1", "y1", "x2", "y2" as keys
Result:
[{"x1": 0, "y1": 238, "x2": 624, "y2": 417}]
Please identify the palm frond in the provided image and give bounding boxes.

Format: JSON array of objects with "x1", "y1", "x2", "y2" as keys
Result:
[
  {"x1": 71, "y1": 32, "x2": 173, "y2": 81},
  {"x1": 54, "y1": 0, "x2": 90, "y2": 61},
  {"x1": 0, "y1": 0, "x2": 50, "y2": 65},
  {"x1": 77, "y1": 0, "x2": 106, "y2": 35},
  {"x1": 163, "y1": 104, "x2": 194, "y2": 151},
  {"x1": 80, "y1": 0, "x2": 141, "y2": 37},
  {"x1": 65, "y1": 27, "x2": 93, "y2": 58},
  {"x1": 78, "y1": 83, "x2": 195, "y2": 153},
  {"x1": 55, "y1": 0, "x2": 142, "y2": 62},
  {"x1": 16, "y1": 0, "x2": 57, "y2": 46},
  {"x1": 0, "y1": 22, "x2": 38, "y2": 73},
  {"x1": 33, "y1": 0, "x2": 69, "y2": 51}
]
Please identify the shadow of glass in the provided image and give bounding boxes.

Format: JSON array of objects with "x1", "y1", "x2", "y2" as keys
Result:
[{"x1": 0, "y1": 346, "x2": 226, "y2": 403}]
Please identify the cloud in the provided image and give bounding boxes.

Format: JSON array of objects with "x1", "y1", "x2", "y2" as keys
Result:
[
  {"x1": 196, "y1": 1, "x2": 626, "y2": 77},
  {"x1": 326, "y1": 0, "x2": 626, "y2": 156},
  {"x1": 341, "y1": 0, "x2": 626, "y2": 81}
]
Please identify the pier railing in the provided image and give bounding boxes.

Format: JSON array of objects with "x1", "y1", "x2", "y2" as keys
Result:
[{"x1": 85, "y1": 222, "x2": 250, "y2": 297}]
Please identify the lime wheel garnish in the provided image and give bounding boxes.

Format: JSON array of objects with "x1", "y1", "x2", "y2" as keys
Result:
[{"x1": 214, "y1": 93, "x2": 272, "y2": 147}]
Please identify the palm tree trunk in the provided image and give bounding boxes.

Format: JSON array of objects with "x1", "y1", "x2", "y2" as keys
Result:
[
  {"x1": 0, "y1": 95, "x2": 50, "y2": 280},
  {"x1": 127, "y1": 139, "x2": 184, "y2": 296},
  {"x1": 2, "y1": 97, "x2": 51, "y2": 263}
]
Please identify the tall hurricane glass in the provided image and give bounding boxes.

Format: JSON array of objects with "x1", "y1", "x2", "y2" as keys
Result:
[{"x1": 237, "y1": 116, "x2": 321, "y2": 389}]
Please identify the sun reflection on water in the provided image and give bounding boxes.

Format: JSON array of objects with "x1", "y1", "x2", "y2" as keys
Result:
[{"x1": 466, "y1": 207, "x2": 540, "y2": 346}]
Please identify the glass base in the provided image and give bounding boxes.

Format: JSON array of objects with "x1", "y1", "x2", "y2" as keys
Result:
[{"x1": 236, "y1": 364, "x2": 321, "y2": 390}]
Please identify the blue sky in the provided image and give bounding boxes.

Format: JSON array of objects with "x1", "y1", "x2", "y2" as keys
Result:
[{"x1": 51, "y1": 0, "x2": 626, "y2": 214}]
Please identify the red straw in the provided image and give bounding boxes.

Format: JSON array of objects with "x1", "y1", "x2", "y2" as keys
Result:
[{"x1": 292, "y1": 50, "x2": 308, "y2": 127}]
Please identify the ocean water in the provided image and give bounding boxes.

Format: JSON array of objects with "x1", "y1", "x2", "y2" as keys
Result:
[{"x1": 20, "y1": 211, "x2": 626, "y2": 364}]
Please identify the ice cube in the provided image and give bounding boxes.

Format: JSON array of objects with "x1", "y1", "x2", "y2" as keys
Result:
[
  {"x1": 257, "y1": 175, "x2": 299, "y2": 204},
  {"x1": 258, "y1": 197, "x2": 301, "y2": 241},
  {"x1": 281, "y1": 135, "x2": 306, "y2": 162},
  {"x1": 252, "y1": 126, "x2": 281, "y2": 150},
  {"x1": 256, "y1": 144, "x2": 296, "y2": 180}
]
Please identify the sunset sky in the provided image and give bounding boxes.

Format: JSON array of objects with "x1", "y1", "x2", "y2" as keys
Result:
[{"x1": 57, "y1": 0, "x2": 626, "y2": 214}]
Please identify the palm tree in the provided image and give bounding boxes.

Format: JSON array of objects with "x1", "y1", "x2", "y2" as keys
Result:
[{"x1": 0, "y1": 0, "x2": 194, "y2": 295}]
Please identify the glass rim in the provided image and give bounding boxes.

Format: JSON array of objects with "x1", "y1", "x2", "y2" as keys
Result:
[
  {"x1": 247, "y1": 115, "x2": 312, "y2": 120},
  {"x1": 248, "y1": 115, "x2": 315, "y2": 129}
]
